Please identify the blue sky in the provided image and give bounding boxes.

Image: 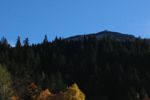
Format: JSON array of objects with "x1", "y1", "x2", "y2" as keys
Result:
[{"x1": 0, "y1": 0, "x2": 150, "y2": 45}]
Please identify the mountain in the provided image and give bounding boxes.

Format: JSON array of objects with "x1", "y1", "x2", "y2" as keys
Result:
[{"x1": 65, "y1": 30, "x2": 136, "y2": 41}]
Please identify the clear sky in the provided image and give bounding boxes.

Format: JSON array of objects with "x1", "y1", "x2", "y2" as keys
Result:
[{"x1": 0, "y1": 0, "x2": 150, "y2": 45}]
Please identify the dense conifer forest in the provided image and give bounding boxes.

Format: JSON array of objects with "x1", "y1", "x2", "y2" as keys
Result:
[{"x1": 0, "y1": 32, "x2": 150, "y2": 100}]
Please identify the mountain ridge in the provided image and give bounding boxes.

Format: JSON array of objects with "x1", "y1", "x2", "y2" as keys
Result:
[{"x1": 65, "y1": 30, "x2": 136, "y2": 41}]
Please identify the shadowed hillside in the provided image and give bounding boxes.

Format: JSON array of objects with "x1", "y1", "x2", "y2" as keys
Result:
[{"x1": 0, "y1": 31, "x2": 150, "y2": 100}]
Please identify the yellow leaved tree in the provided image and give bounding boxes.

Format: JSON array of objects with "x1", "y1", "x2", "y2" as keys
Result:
[
  {"x1": 0, "y1": 64, "x2": 14, "y2": 100},
  {"x1": 62, "y1": 83, "x2": 85, "y2": 100},
  {"x1": 37, "y1": 83, "x2": 85, "y2": 100}
]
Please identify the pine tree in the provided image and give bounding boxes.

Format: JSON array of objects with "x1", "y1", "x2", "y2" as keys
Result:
[
  {"x1": 43, "y1": 35, "x2": 48, "y2": 44},
  {"x1": 0, "y1": 37, "x2": 10, "y2": 48},
  {"x1": 23, "y1": 37, "x2": 29, "y2": 47},
  {"x1": 16, "y1": 36, "x2": 21, "y2": 48}
]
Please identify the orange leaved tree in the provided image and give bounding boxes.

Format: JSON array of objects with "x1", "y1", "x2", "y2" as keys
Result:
[{"x1": 36, "y1": 83, "x2": 85, "y2": 100}]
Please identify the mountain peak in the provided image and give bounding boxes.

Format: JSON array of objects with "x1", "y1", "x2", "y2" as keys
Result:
[
  {"x1": 66, "y1": 30, "x2": 135, "y2": 41},
  {"x1": 95, "y1": 30, "x2": 135, "y2": 39}
]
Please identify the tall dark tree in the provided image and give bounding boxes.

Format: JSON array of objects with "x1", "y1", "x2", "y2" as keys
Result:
[
  {"x1": 0, "y1": 37, "x2": 10, "y2": 48},
  {"x1": 23, "y1": 37, "x2": 29, "y2": 47},
  {"x1": 43, "y1": 35, "x2": 48, "y2": 44},
  {"x1": 0, "y1": 37, "x2": 8, "y2": 45},
  {"x1": 16, "y1": 36, "x2": 21, "y2": 48}
]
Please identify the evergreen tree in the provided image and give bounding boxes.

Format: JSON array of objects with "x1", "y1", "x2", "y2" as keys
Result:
[
  {"x1": 23, "y1": 37, "x2": 29, "y2": 47},
  {"x1": 43, "y1": 35, "x2": 48, "y2": 44},
  {"x1": 16, "y1": 36, "x2": 21, "y2": 48},
  {"x1": 0, "y1": 37, "x2": 8, "y2": 45}
]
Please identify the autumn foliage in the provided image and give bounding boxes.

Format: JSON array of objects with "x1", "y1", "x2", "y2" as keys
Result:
[
  {"x1": 11, "y1": 96, "x2": 18, "y2": 100},
  {"x1": 24, "y1": 83, "x2": 85, "y2": 100}
]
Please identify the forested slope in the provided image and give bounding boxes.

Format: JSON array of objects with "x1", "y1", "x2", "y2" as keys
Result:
[{"x1": 0, "y1": 33, "x2": 150, "y2": 100}]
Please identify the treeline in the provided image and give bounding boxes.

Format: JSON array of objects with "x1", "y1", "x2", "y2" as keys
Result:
[{"x1": 0, "y1": 35, "x2": 150, "y2": 100}]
